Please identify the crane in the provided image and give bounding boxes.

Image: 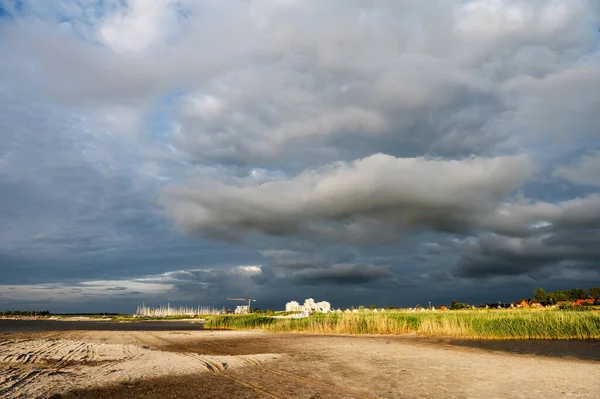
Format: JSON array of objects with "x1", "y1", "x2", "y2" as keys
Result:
[{"x1": 226, "y1": 297, "x2": 256, "y2": 313}]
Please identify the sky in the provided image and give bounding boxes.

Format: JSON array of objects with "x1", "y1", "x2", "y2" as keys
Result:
[{"x1": 1, "y1": 0, "x2": 600, "y2": 313}]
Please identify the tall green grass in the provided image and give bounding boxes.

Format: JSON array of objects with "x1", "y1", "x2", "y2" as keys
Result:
[{"x1": 205, "y1": 310, "x2": 600, "y2": 339}]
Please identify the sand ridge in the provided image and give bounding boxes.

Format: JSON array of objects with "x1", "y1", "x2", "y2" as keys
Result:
[{"x1": 0, "y1": 338, "x2": 279, "y2": 399}]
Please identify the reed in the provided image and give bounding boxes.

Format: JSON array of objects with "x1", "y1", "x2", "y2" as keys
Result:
[
  {"x1": 135, "y1": 303, "x2": 223, "y2": 317},
  {"x1": 206, "y1": 310, "x2": 600, "y2": 339}
]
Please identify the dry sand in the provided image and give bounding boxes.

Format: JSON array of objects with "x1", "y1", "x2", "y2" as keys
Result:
[
  {"x1": 0, "y1": 335, "x2": 278, "y2": 399},
  {"x1": 1, "y1": 327, "x2": 599, "y2": 398}
]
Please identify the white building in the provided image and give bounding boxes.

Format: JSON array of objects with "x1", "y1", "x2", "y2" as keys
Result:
[
  {"x1": 286, "y1": 301, "x2": 301, "y2": 312},
  {"x1": 304, "y1": 298, "x2": 315, "y2": 308},
  {"x1": 235, "y1": 305, "x2": 249, "y2": 314},
  {"x1": 285, "y1": 298, "x2": 331, "y2": 313},
  {"x1": 310, "y1": 300, "x2": 331, "y2": 313}
]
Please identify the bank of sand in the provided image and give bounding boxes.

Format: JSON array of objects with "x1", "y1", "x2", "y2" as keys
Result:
[{"x1": 1, "y1": 328, "x2": 599, "y2": 398}]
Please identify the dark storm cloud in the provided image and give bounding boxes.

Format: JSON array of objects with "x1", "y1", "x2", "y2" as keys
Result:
[
  {"x1": 0, "y1": 87, "x2": 261, "y2": 288},
  {"x1": 454, "y1": 229, "x2": 600, "y2": 279},
  {"x1": 450, "y1": 191, "x2": 600, "y2": 278},
  {"x1": 293, "y1": 263, "x2": 392, "y2": 285},
  {"x1": 163, "y1": 154, "x2": 534, "y2": 243}
]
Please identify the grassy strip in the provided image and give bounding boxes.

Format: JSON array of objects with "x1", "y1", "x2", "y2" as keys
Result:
[{"x1": 206, "y1": 310, "x2": 600, "y2": 339}]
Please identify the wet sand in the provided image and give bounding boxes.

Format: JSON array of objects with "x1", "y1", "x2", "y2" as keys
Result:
[{"x1": 1, "y1": 320, "x2": 599, "y2": 398}]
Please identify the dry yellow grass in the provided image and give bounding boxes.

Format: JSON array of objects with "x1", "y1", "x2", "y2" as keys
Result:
[{"x1": 206, "y1": 310, "x2": 600, "y2": 339}]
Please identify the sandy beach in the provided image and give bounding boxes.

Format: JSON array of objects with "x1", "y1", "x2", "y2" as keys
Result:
[{"x1": 1, "y1": 320, "x2": 599, "y2": 398}]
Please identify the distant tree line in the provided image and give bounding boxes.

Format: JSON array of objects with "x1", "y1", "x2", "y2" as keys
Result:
[
  {"x1": 534, "y1": 287, "x2": 600, "y2": 305},
  {"x1": 450, "y1": 300, "x2": 470, "y2": 310},
  {"x1": 0, "y1": 310, "x2": 50, "y2": 316}
]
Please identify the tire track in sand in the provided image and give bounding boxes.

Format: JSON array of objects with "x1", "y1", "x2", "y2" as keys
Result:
[
  {"x1": 237, "y1": 356, "x2": 381, "y2": 399},
  {"x1": 0, "y1": 339, "x2": 51, "y2": 364},
  {"x1": 185, "y1": 352, "x2": 380, "y2": 399},
  {"x1": 1, "y1": 338, "x2": 284, "y2": 399},
  {"x1": 184, "y1": 353, "x2": 294, "y2": 399},
  {"x1": 55, "y1": 341, "x2": 89, "y2": 369},
  {"x1": 22, "y1": 339, "x2": 62, "y2": 365},
  {"x1": 0, "y1": 369, "x2": 44, "y2": 397}
]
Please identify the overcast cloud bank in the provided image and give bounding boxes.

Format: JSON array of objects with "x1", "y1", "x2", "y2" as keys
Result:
[{"x1": 0, "y1": 0, "x2": 599, "y2": 311}]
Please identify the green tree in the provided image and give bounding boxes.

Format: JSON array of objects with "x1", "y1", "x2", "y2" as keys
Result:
[
  {"x1": 369, "y1": 304, "x2": 376, "y2": 310},
  {"x1": 568, "y1": 288, "x2": 588, "y2": 301},
  {"x1": 549, "y1": 290, "x2": 569, "y2": 302},
  {"x1": 450, "y1": 301, "x2": 469, "y2": 310},
  {"x1": 590, "y1": 287, "x2": 600, "y2": 298},
  {"x1": 533, "y1": 288, "x2": 548, "y2": 303}
]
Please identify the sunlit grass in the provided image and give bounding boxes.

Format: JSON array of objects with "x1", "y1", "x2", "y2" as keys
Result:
[{"x1": 206, "y1": 310, "x2": 600, "y2": 339}]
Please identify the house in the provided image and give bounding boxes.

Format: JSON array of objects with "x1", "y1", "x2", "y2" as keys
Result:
[
  {"x1": 529, "y1": 302, "x2": 544, "y2": 308},
  {"x1": 439, "y1": 306, "x2": 448, "y2": 311},
  {"x1": 574, "y1": 299, "x2": 595, "y2": 306},
  {"x1": 513, "y1": 300, "x2": 529, "y2": 308}
]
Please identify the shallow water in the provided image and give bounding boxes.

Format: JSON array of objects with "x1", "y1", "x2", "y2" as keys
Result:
[
  {"x1": 0, "y1": 319, "x2": 205, "y2": 333},
  {"x1": 427, "y1": 337, "x2": 600, "y2": 361}
]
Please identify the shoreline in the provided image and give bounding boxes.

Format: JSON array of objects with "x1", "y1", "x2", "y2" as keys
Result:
[{"x1": 0, "y1": 316, "x2": 206, "y2": 323}]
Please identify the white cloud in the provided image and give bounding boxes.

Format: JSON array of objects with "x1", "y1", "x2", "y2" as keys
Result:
[
  {"x1": 457, "y1": 0, "x2": 587, "y2": 41},
  {"x1": 554, "y1": 152, "x2": 600, "y2": 187},
  {"x1": 182, "y1": 94, "x2": 225, "y2": 120},
  {"x1": 236, "y1": 265, "x2": 263, "y2": 275},
  {"x1": 99, "y1": 0, "x2": 184, "y2": 54}
]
